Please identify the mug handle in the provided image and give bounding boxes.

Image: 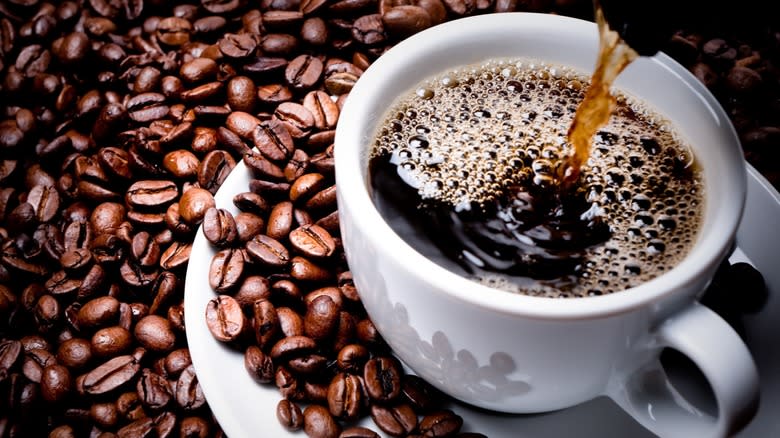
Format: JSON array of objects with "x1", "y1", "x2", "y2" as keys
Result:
[{"x1": 607, "y1": 302, "x2": 760, "y2": 438}]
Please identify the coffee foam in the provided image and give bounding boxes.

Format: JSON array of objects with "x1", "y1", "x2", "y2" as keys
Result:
[{"x1": 370, "y1": 59, "x2": 704, "y2": 297}]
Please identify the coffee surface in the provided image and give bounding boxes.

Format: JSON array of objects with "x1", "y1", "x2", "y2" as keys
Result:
[{"x1": 369, "y1": 59, "x2": 704, "y2": 297}]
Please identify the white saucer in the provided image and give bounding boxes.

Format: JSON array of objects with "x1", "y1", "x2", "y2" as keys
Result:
[{"x1": 184, "y1": 162, "x2": 780, "y2": 437}]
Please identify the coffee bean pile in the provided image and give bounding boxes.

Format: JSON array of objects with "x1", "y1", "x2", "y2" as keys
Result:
[{"x1": 0, "y1": 0, "x2": 774, "y2": 437}]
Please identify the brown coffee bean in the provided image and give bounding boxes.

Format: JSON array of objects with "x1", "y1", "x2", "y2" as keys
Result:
[
  {"x1": 27, "y1": 184, "x2": 60, "y2": 223},
  {"x1": 286, "y1": 54, "x2": 324, "y2": 90},
  {"x1": 302, "y1": 17, "x2": 329, "y2": 46},
  {"x1": 0, "y1": 339, "x2": 22, "y2": 379},
  {"x1": 82, "y1": 351, "x2": 143, "y2": 395},
  {"x1": 157, "y1": 17, "x2": 192, "y2": 46},
  {"x1": 364, "y1": 356, "x2": 402, "y2": 402},
  {"x1": 226, "y1": 111, "x2": 261, "y2": 140},
  {"x1": 118, "y1": 417, "x2": 155, "y2": 437},
  {"x1": 324, "y1": 71, "x2": 359, "y2": 95},
  {"x1": 91, "y1": 326, "x2": 133, "y2": 358},
  {"x1": 270, "y1": 335, "x2": 317, "y2": 360},
  {"x1": 126, "y1": 180, "x2": 179, "y2": 210},
  {"x1": 316, "y1": 211, "x2": 340, "y2": 236},
  {"x1": 303, "y1": 90, "x2": 340, "y2": 130},
  {"x1": 277, "y1": 307, "x2": 305, "y2": 337},
  {"x1": 160, "y1": 241, "x2": 192, "y2": 270},
  {"x1": 304, "y1": 404, "x2": 341, "y2": 438},
  {"x1": 253, "y1": 119, "x2": 295, "y2": 162},
  {"x1": 353, "y1": 14, "x2": 386, "y2": 45},
  {"x1": 402, "y1": 374, "x2": 443, "y2": 413},
  {"x1": 257, "y1": 83, "x2": 294, "y2": 106},
  {"x1": 135, "y1": 315, "x2": 176, "y2": 352},
  {"x1": 179, "y1": 416, "x2": 210, "y2": 437},
  {"x1": 209, "y1": 248, "x2": 246, "y2": 292},
  {"x1": 419, "y1": 410, "x2": 463, "y2": 437},
  {"x1": 246, "y1": 234, "x2": 290, "y2": 267},
  {"x1": 116, "y1": 390, "x2": 144, "y2": 422},
  {"x1": 180, "y1": 81, "x2": 224, "y2": 103},
  {"x1": 337, "y1": 344, "x2": 370, "y2": 374},
  {"x1": 219, "y1": 33, "x2": 258, "y2": 59},
  {"x1": 245, "y1": 345, "x2": 275, "y2": 384},
  {"x1": 178, "y1": 187, "x2": 215, "y2": 226},
  {"x1": 227, "y1": 76, "x2": 257, "y2": 112},
  {"x1": 57, "y1": 338, "x2": 92, "y2": 370},
  {"x1": 383, "y1": 5, "x2": 433, "y2": 38},
  {"x1": 134, "y1": 66, "x2": 163, "y2": 94},
  {"x1": 245, "y1": 151, "x2": 285, "y2": 181},
  {"x1": 175, "y1": 364, "x2": 205, "y2": 410},
  {"x1": 60, "y1": 248, "x2": 93, "y2": 273},
  {"x1": 277, "y1": 399, "x2": 304, "y2": 431},
  {"x1": 163, "y1": 150, "x2": 200, "y2": 179},
  {"x1": 727, "y1": 66, "x2": 763, "y2": 94},
  {"x1": 205, "y1": 295, "x2": 247, "y2": 342},
  {"x1": 198, "y1": 150, "x2": 236, "y2": 193},
  {"x1": 136, "y1": 368, "x2": 172, "y2": 410},
  {"x1": 267, "y1": 201, "x2": 294, "y2": 240},
  {"x1": 370, "y1": 403, "x2": 417, "y2": 437},
  {"x1": 290, "y1": 173, "x2": 327, "y2": 204},
  {"x1": 77, "y1": 296, "x2": 120, "y2": 331},
  {"x1": 328, "y1": 372, "x2": 364, "y2": 421},
  {"x1": 233, "y1": 192, "x2": 270, "y2": 215},
  {"x1": 180, "y1": 58, "x2": 218, "y2": 84},
  {"x1": 284, "y1": 149, "x2": 311, "y2": 183},
  {"x1": 127, "y1": 93, "x2": 170, "y2": 123},
  {"x1": 291, "y1": 256, "x2": 333, "y2": 282},
  {"x1": 203, "y1": 208, "x2": 238, "y2": 247},
  {"x1": 340, "y1": 426, "x2": 381, "y2": 438},
  {"x1": 275, "y1": 102, "x2": 315, "y2": 139},
  {"x1": 90, "y1": 401, "x2": 119, "y2": 428},
  {"x1": 132, "y1": 231, "x2": 161, "y2": 267},
  {"x1": 41, "y1": 364, "x2": 72, "y2": 402},
  {"x1": 304, "y1": 294, "x2": 340, "y2": 342},
  {"x1": 22, "y1": 348, "x2": 56, "y2": 383},
  {"x1": 306, "y1": 185, "x2": 338, "y2": 213}
]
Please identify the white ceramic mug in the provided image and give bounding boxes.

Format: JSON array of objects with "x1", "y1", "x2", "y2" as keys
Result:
[{"x1": 334, "y1": 12, "x2": 759, "y2": 438}]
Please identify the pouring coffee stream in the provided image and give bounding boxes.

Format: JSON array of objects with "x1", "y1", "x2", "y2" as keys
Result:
[{"x1": 558, "y1": 0, "x2": 679, "y2": 188}]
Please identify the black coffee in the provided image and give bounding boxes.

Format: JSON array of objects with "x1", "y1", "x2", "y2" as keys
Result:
[{"x1": 369, "y1": 59, "x2": 704, "y2": 297}]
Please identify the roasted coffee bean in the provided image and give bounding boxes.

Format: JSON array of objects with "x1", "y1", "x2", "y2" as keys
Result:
[
  {"x1": 57, "y1": 338, "x2": 92, "y2": 370},
  {"x1": 209, "y1": 248, "x2": 245, "y2": 292},
  {"x1": 137, "y1": 368, "x2": 172, "y2": 410},
  {"x1": 160, "y1": 241, "x2": 192, "y2": 271},
  {"x1": 132, "y1": 231, "x2": 161, "y2": 267},
  {"x1": 77, "y1": 296, "x2": 120, "y2": 331},
  {"x1": 290, "y1": 173, "x2": 327, "y2": 203},
  {"x1": 176, "y1": 364, "x2": 206, "y2": 410},
  {"x1": 233, "y1": 191, "x2": 270, "y2": 215},
  {"x1": 163, "y1": 149, "x2": 200, "y2": 179},
  {"x1": 234, "y1": 212, "x2": 265, "y2": 242},
  {"x1": 226, "y1": 111, "x2": 261, "y2": 140},
  {"x1": 305, "y1": 184, "x2": 337, "y2": 213},
  {"x1": 304, "y1": 404, "x2": 341, "y2": 438},
  {"x1": 364, "y1": 356, "x2": 402, "y2": 402},
  {"x1": 91, "y1": 326, "x2": 133, "y2": 358},
  {"x1": 27, "y1": 184, "x2": 60, "y2": 223},
  {"x1": 82, "y1": 351, "x2": 143, "y2": 396},
  {"x1": 90, "y1": 401, "x2": 119, "y2": 428},
  {"x1": 23, "y1": 348, "x2": 56, "y2": 383},
  {"x1": 337, "y1": 344, "x2": 370, "y2": 374},
  {"x1": 126, "y1": 180, "x2": 179, "y2": 210},
  {"x1": 0, "y1": 339, "x2": 22, "y2": 380},
  {"x1": 41, "y1": 364, "x2": 72, "y2": 402},
  {"x1": 327, "y1": 373, "x2": 364, "y2": 421},
  {"x1": 270, "y1": 335, "x2": 317, "y2": 360},
  {"x1": 135, "y1": 315, "x2": 177, "y2": 353},
  {"x1": 205, "y1": 295, "x2": 247, "y2": 342},
  {"x1": 127, "y1": 93, "x2": 170, "y2": 123},
  {"x1": 275, "y1": 102, "x2": 315, "y2": 139},
  {"x1": 198, "y1": 150, "x2": 236, "y2": 193},
  {"x1": 304, "y1": 294, "x2": 340, "y2": 341},
  {"x1": 245, "y1": 345, "x2": 275, "y2": 383},
  {"x1": 219, "y1": 33, "x2": 258, "y2": 59},
  {"x1": 267, "y1": 201, "x2": 294, "y2": 240},
  {"x1": 178, "y1": 187, "x2": 216, "y2": 225},
  {"x1": 419, "y1": 410, "x2": 464, "y2": 437},
  {"x1": 369, "y1": 403, "x2": 417, "y2": 436},
  {"x1": 304, "y1": 90, "x2": 340, "y2": 130},
  {"x1": 180, "y1": 58, "x2": 218, "y2": 84},
  {"x1": 116, "y1": 390, "x2": 144, "y2": 422},
  {"x1": 257, "y1": 83, "x2": 294, "y2": 106},
  {"x1": 340, "y1": 426, "x2": 381, "y2": 438},
  {"x1": 245, "y1": 151, "x2": 286, "y2": 181},
  {"x1": 118, "y1": 417, "x2": 155, "y2": 438},
  {"x1": 275, "y1": 364, "x2": 303, "y2": 400},
  {"x1": 285, "y1": 54, "x2": 324, "y2": 90},
  {"x1": 227, "y1": 76, "x2": 257, "y2": 112},
  {"x1": 277, "y1": 307, "x2": 305, "y2": 337},
  {"x1": 277, "y1": 399, "x2": 304, "y2": 431},
  {"x1": 157, "y1": 17, "x2": 192, "y2": 46},
  {"x1": 79, "y1": 202, "x2": 109, "y2": 232},
  {"x1": 253, "y1": 119, "x2": 294, "y2": 162},
  {"x1": 383, "y1": 5, "x2": 433, "y2": 37},
  {"x1": 202, "y1": 208, "x2": 238, "y2": 247},
  {"x1": 252, "y1": 298, "x2": 280, "y2": 349},
  {"x1": 262, "y1": 33, "x2": 299, "y2": 56},
  {"x1": 246, "y1": 234, "x2": 290, "y2": 267},
  {"x1": 291, "y1": 256, "x2": 333, "y2": 282}
]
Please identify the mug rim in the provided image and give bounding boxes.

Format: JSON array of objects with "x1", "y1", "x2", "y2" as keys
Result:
[{"x1": 334, "y1": 12, "x2": 747, "y2": 320}]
